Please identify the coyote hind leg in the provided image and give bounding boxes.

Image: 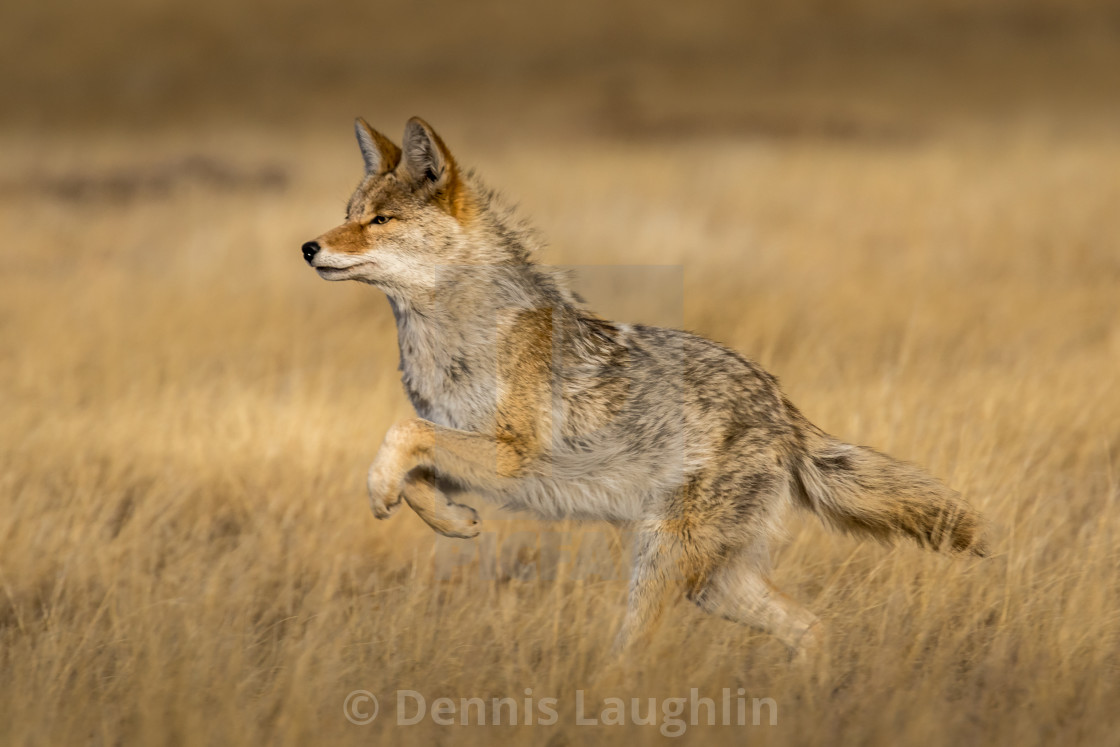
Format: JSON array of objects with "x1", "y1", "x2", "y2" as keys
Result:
[{"x1": 693, "y1": 544, "x2": 820, "y2": 654}]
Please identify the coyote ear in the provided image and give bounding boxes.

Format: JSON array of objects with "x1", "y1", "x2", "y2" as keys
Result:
[
  {"x1": 354, "y1": 117, "x2": 401, "y2": 175},
  {"x1": 401, "y1": 117, "x2": 457, "y2": 192}
]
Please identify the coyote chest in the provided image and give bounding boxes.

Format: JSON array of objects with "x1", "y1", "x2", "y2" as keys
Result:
[{"x1": 391, "y1": 301, "x2": 499, "y2": 432}]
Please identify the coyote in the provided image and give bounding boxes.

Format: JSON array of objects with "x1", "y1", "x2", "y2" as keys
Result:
[{"x1": 302, "y1": 117, "x2": 986, "y2": 654}]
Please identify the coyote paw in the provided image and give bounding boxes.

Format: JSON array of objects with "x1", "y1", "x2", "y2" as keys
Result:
[
  {"x1": 366, "y1": 462, "x2": 403, "y2": 519},
  {"x1": 424, "y1": 501, "x2": 482, "y2": 539}
]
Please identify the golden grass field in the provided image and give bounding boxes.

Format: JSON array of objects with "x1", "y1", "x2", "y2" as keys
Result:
[{"x1": 2, "y1": 1, "x2": 1120, "y2": 744}]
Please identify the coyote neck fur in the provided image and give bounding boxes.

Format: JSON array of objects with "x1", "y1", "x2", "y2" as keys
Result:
[{"x1": 384, "y1": 245, "x2": 576, "y2": 432}]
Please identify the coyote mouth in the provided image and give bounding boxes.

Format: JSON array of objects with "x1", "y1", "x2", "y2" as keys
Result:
[{"x1": 315, "y1": 266, "x2": 354, "y2": 279}]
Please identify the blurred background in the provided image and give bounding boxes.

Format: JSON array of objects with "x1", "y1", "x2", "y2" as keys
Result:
[
  {"x1": 5, "y1": 0, "x2": 1120, "y2": 137},
  {"x1": 2, "y1": 1, "x2": 1119, "y2": 745}
]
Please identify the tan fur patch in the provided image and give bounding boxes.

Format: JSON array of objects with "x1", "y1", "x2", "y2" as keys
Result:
[
  {"x1": 494, "y1": 307, "x2": 554, "y2": 476},
  {"x1": 315, "y1": 221, "x2": 368, "y2": 254}
]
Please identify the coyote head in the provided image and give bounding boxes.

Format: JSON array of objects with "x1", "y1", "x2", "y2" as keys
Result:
[{"x1": 302, "y1": 117, "x2": 479, "y2": 295}]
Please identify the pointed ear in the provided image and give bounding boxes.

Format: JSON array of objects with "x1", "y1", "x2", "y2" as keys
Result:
[
  {"x1": 401, "y1": 117, "x2": 457, "y2": 192},
  {"x1": 354, "y1": 117, "x2": 401, "y2": 175}
]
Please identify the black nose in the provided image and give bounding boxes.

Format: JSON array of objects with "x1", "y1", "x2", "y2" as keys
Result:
[{"x1": 301, "y1": 241, "x2": 320, "y2": 263}]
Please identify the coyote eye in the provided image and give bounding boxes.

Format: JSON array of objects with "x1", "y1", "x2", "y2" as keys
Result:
[{"x1": 369, "y1": 215, "x2": 391, "y2": 225}]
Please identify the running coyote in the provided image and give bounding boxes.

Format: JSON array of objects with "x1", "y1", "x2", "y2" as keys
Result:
[{"x1": 301, "y1": 117, "x2": 986, "y2": 654}]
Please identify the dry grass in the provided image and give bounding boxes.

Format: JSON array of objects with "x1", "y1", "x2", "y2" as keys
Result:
[{"x1": 3, "y1": 2, "x2": 1120, "y2": 745}]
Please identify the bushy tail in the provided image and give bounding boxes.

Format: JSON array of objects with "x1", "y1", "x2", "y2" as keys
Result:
[{"x1": 793, "y1": 432, "x2": 987, "y2": 556}]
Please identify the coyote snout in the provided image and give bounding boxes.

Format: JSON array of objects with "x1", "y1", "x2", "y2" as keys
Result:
[{"x1": 300, "y1": 115, "x2": 988, "y2": 659}]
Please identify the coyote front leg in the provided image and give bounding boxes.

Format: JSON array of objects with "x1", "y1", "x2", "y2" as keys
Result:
[
  {"x1": 367, "y1": 417, "x2": 532, "y2": 535},
  {"x1": 613, "y1": 522, "x2": 718, "y2": 654},
  {"x1": 397, "y1": 467, "x2": 482, "y2": 539},
  {"x1": 613, "y1": 528, "x2": 681, "y2": 654}
]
